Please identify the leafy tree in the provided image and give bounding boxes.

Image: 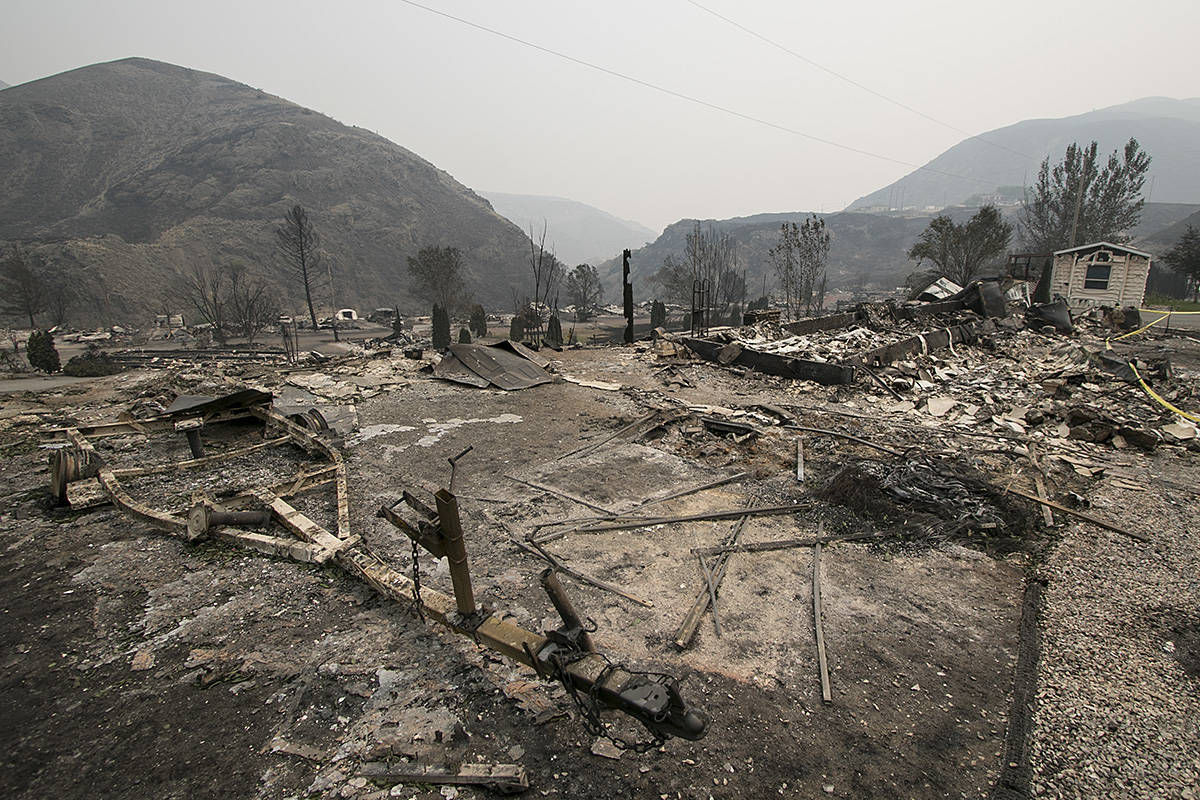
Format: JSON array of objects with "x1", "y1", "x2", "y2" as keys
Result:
[
  {"x1": 407, "y1": 245, "x2": 466, "y2": 312},
  {"x1": 508, "y1": 313, "x2": 525, "y2": 342},
  {"x1": 27, "y1": 330, "x2": 60, "y2": 373},
  {"x1": 431, "y1": 304, "x2": 451, "y2": 350},
  {"x1": 457, "y1": 327, "x2": 471, "y2": 344},
  {"x1": 771, "y1": 216, "x2": 830, "y2": 318},
  {"x1": 1021, "y1": 139, "x2": 1151, "y2": 254},
  {"x1": 908, "y1": 205, "x2": 1013, "y2": 286},
  {"x1": 565, "y1": 264, "x2": 604, "y2": 321},
  {"x1": 0, "y1": 249, "x2": 46, "y2": 327},
  {"x1": 545, "y1": 313, "x2": 563, "y2": 347},
  {"x1": 1163, "y1": 225, "x2": 1200, "y2": 302},
  {"x1": 746, "y1": 295, "x2": 769, "y2": 312},
  {"x1": 468, "y1": 304, "x2": 487, "y2": 338},
  {"x1": 275, "y1": 205, "x2": 322, "y2": 331}
]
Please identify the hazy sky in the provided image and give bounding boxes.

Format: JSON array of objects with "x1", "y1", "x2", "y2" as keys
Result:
[{"x1": 4, "y1": 0, "x2": 1198, "y2": 231}]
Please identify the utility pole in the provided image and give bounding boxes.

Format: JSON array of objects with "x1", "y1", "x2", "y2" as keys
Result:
[{"x1": 622, "y1": 249, "x2": 634, "y2": 345}]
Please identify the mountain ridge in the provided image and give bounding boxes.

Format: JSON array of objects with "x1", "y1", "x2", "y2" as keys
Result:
[
  {"x1": 0, "y1": 57, "x2": 533, "y2": 324},
  {"x1": 479, "y1": 191, "x2": 656, "y2": 267},
  {"x1": 848, "y1": 97, "x2": 1200, "y2": 212}
]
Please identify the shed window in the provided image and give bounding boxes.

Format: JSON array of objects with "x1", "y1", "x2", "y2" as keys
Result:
[{"x1": 1084, "y1": 262, "x2": 1111, "y2": 290}]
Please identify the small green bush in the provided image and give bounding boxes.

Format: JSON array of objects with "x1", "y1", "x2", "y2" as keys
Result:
[
  {"x1": 431, "y1": 304, "x2": 451, "y2": 350},
  {"x1": 27, "y1": 330, "x2": 60, "y2": 373},
  {"x1": 63, "y1": 345, "x2": 123, "y2": 377}
]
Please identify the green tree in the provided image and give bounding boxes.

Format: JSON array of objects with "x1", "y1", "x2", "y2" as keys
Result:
[
  {"x1": 508, "y1": 313, "x2": 524, "y2": 342},
  {"x1": 468, "y1": 304, "x2": 487, "y2": 338},
  {"x1": 1020, "y1": 139, "x2": 1151, "y2": 254},
  {"x1": 1163, "y1": 225, "x2": 1200, "y2": 302},
  {"x1": 771, "y1": 215, "x2": 831, "y2": 318},
  {"x1": 545, "y1": 313, "x2": 563, "y2": 347},
  {"x1": 431, "y1": 304, "x2": 451, "y2": 350},
  {"x1": 565, "y1": 264, "x2": 604, "y2": 321},
  {"x1": 0, "y1": 249, "x2": 46, "y2": 328},
  {"x1": 275, "y1": 205, "x2": 321, "y2": 331},
  {"x1": 650, "y1": 300, "x2": 666, "y2": 329},
  {"x1": 457, "y1": 327, "x2": 471, "y2": 344},
  {"x1": 27, "y1": 330, "x2": 60, "y2": 373},
  {"x1": 908, "y1": 205, "x2": 1013, "y2": 286},
  {"x1": 407, "y1": 246, "x2": 466, "y2": 312}
]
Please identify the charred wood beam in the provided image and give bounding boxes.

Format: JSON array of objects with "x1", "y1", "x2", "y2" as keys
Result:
[{"x1": 682, "y1": 338, "x2": 855, "y2": 385}]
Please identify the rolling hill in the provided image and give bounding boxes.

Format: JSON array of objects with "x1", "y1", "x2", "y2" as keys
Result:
[
  {"x1": 0, "y1": 58, "x2": 533, "y2": 325},
  {"x1": 479, "y1": 191, "x2": 656, "y2": 267},
  {"x1": 848, "y1": 97, "x2": 1200, "y2": 212}
]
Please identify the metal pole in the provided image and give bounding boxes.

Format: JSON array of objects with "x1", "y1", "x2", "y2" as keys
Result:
[
  {"x1": 540, "y1": 568, "x2": 595, "y2": 651},
  {"x1": 434, "y1": 489, "x2": 476, "y2": 616}
]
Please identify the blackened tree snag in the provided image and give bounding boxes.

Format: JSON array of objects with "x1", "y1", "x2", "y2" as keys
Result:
[
  {"x1": 623, "y1": 249, "x2": 634, "y2": 344},
  {"x1": 275, "y1": 205, "x2": 321, "y2": 331}
]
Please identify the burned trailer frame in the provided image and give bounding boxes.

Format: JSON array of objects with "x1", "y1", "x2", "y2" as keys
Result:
[{"x1": 44, "y1": 391, "x2": 708, "y2": 746}]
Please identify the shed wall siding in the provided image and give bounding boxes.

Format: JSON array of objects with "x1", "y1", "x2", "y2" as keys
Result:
[{"x1": 1050, "y1": 252, "x2": 1149, "y2": 307}]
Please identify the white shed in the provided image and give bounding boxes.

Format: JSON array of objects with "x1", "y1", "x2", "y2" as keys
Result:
[{"x1": 1050, "y1": 242, "x2": 1151, "y2": 308}]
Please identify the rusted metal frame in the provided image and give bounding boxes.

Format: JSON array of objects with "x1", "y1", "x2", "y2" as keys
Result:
[
  {"x1": 434, "y1": 490, "x2": 477, "y2": 616},
  {"x1": 540, "y1": 568, "x2": 595, "y2": 652},
  {"x1": 45, "y1": 409, "x2": 257, "y2": 440},
  {"x1": 250, "y1": 406, "x2": 350, "y2": 540},
  {"x1": 378, "y1": 502, "x2": 447, "y2": 557},
  {"x1": 335, "y1": 544, "x2": 637, "y2": 692},
  {"x1": 65, "y1": 430, "x2": 189, "y2": 535},
  {"x1": 219, "y1": 466, "x2": 339, "y2": 508},
  {"x1": 250, "y1": 488, "x2": 355, "y2": 559},
  {"x1": 208, "y1": 528, "x2": 331, "y2": 563},
  {"x1": 110, "y1": 436, "x2": 293, "y2": 479}
]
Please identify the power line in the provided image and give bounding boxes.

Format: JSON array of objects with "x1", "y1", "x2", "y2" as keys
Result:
[
  {"x1": 685, "y1": 0, "x2": 1035, "y2": 161},
  {"x1": 394, "y1": 0, "x2": 1004, "y2": 191}
]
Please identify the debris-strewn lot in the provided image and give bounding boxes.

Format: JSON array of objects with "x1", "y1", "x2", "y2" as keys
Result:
[{"x1": 1, "y1": 309, "x2": 1198, "y2": 800}]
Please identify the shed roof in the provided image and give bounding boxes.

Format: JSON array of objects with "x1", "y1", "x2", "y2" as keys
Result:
[{"x1": 1053, "y1": 241, "x2": 1152, "y2": 258}]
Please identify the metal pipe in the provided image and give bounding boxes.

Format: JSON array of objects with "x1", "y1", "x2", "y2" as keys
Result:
[
  {"x1": 434, "y1": 489, "x2": 476, "y2": 616},
  {"x1": 184, "y1": 428, "x2": 206, "y2": 458},
  {"x1": 539, "y1": 568, "x2": 595, "y2": 651}
]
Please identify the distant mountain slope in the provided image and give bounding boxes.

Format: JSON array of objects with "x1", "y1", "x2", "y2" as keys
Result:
[
  {"x1": 480, "y1": 191, "x2": 656, "y2": 267},
  {"x1": 0, "y1": 80, "x2": 10, "y2": 90},
  {"x1": 848, "y1": 97, "x2": 1200, "y2": 212},
  {"x1": 605, "y1": 201, "x2": 1200, "y2": 298},
  {"x1": 0, "y1": 58, "x2": 532, "y2": 324}
]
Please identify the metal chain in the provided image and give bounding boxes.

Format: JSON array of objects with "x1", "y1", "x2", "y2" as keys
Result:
[
  {"x1": 550, "y1": 651, "x2": 666, "y2": 754},
  {"x1": 410, "y1": 538, "x2": 425, "y2": 622}
]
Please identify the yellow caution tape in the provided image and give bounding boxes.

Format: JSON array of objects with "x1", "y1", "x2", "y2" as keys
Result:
[
  {"x1": 1105, "y1": 312, "x2": 1171, "y2": 349},
  {"x1": 1128, "y1": 362, "x2": 1200, "y2": 424},
  {"x1": 1137, "y1": 307, "x2": 1200, "y2": 314}
]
